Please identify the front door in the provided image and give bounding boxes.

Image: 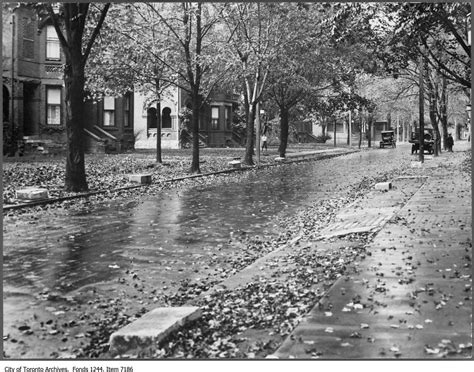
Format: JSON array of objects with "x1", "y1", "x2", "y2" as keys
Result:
[{"x1": 23, "y1": 82, "x2": 39, "y2": 136}]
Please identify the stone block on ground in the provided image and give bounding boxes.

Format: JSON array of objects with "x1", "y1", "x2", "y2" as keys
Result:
[
  {"x1": 128, "y1": 174, "x2": 152, "y2": 185},
  {"x1": 228, "y1": 160, "x2": 242, "y2": 169},
  {"x1": 275, "y1": 157, "x2": 286, "y2": 162},
  {"x1": 410, "y1": 161, "x2": 423, "y2": 168},
  {"x1": 16, "y1": 188, "x2": 49, "y2": 201},
  {"x1": 374, "y1": 181, "x2": 392, "y2": 191},
  {"x1": 109, "y1": 306, "x2": 202, "y2": 356}
]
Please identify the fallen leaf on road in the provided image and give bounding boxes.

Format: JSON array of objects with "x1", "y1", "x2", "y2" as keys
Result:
[{"x1": 424, "y1": 346, "x2": 440, "y2": 354}]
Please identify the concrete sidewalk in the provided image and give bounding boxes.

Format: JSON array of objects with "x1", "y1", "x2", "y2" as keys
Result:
[{"x1": 272, "y1": 145, "x2": 472, "y2": 359}]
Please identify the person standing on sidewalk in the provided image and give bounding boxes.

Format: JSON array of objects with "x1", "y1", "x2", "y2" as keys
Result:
[
  {"x1": 446, "y1": 133, "x2": 454, "y2": 152},
  {"x1": 261, "y1": 134, "x2": 268, "y2": 153}
]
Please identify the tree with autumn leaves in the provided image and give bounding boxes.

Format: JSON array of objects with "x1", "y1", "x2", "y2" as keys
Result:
[
  {"x1": 329, "y1": 2, "x2": 471, "y2": 152},
  {"x1": 25, "y1": 3, "x2": 111, "y2": 191},
  {"x1": 15, "y1": 2, "x2": 470, "y2": 189},
  {"x1": 88, "y1": 2, "x2": 231, "y2": 173}
]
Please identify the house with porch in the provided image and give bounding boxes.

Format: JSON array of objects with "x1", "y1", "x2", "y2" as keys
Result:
[
  {"x1": 133, "y1": 88, "x2": 239, "y2": 150},
  {"x1": 3, "y1": 6, "x2": 240, "y2": 155},
  {"x1": 313, "y1": 115, "x2": 391, "y2": 145},
  {"x1": 2, "y1": 6, "x2": 134, "y2": 156}
]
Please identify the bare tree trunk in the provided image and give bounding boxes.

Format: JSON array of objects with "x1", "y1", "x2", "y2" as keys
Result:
[
  {"x1": 367, "y1": 113, "x2": 372, "y2": 148},
  {"x1": 244, "y1": 102, "x2": 256, "y2": 165},
  {"x1": 155, "y1": 79, "x2": 162, "y2": 163},
  {"x1": 64, "y1": 59, "x2": 88, "y2": 191},
  {"x1": 190, "y1": 92, "x2": 201, "y2": 173},
  {"x1": 47, "y1": 3, "x2": 109, "y2": 192},
  {"x1": 429, "y1": 110, "x2": 440, "y2": 156},
  {"x1": 440, "y1": 75, "x2": 448, "y2": 151},
  {"x1": 278, "y1": 107, "x2": 289, "y2": 157},
  {"x1": 427, "y1": 73, "x2": 442, "y2": 156}
]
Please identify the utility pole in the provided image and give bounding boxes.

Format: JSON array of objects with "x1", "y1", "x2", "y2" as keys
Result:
[{"x1": 419, "y1": 52, "x2": 425, "y2": 163}]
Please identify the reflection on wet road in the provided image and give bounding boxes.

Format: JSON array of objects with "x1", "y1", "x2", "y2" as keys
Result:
[{"x1": 3, "y1": 149, "x2": 408, "y2": 294}]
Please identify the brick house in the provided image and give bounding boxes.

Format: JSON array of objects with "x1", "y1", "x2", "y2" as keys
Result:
[
  {"x1": 2, "y1": 6, "x2": 239, "y2": 155},
  {"x1": 2, "y1": 7, "x2": 134, "y2": 155}
]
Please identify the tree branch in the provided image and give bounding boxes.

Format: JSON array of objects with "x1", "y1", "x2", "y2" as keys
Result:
[
  {"x1": 46, "y1": 4, "x2": 69, "y2": 52},
  {"x1": 82, "y1": 3, "x2": 110, "y2": 66}
]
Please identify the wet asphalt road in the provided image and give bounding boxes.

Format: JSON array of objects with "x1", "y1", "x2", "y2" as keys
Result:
[
  {"x1": 3, "y1": 147, "x2": 410, "y2": 295},
  {"x1": 3, "y1": 144, "x2": 417, "y2": 358}
]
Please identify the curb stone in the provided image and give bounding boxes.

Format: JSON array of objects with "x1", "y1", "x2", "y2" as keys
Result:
[{"x1": 109, "y1": 306, "x2": 202, "y2": 357}]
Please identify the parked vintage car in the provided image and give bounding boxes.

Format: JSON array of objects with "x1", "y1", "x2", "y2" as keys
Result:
[
  {"x1": 379, "y1": 130, "x2": 396, "y2": 148},
  {"x1": 409, "y1": 128, "x2": 434, "y2": 154}
]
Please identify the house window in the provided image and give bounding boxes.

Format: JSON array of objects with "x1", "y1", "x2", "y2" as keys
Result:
[
  {"x1": 147, "y1": 107, "x2": 157, "y2": 129},
  {"x1": 103, "y1": 96, "x2": 115, "y2": 126},
  {"x1": 225, "y1": 106, "x2": 231, "y2": 130},
  {"x1": 162, "y1": 107, "x2": 172, "y2": 128},
  {"x1": 46, "y1": 87, "x2": 61, "y2": 125},
  {"x1": 123, "y1": 94, "x2": 131, "y2": 127},
  {"x1": 46, "y1": 25, "x2": 60, "y2": 60},
  {"x1": 211, "y1": 106, "x2": 219, "y2": 129},
  {"x1": 22, "y1": 18, "x2": 35, "y2": 59}
]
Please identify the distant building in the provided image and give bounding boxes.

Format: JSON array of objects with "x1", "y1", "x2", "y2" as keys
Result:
[{"x1": 312, "y1": 115, "x2": 392, "y2": 145}]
